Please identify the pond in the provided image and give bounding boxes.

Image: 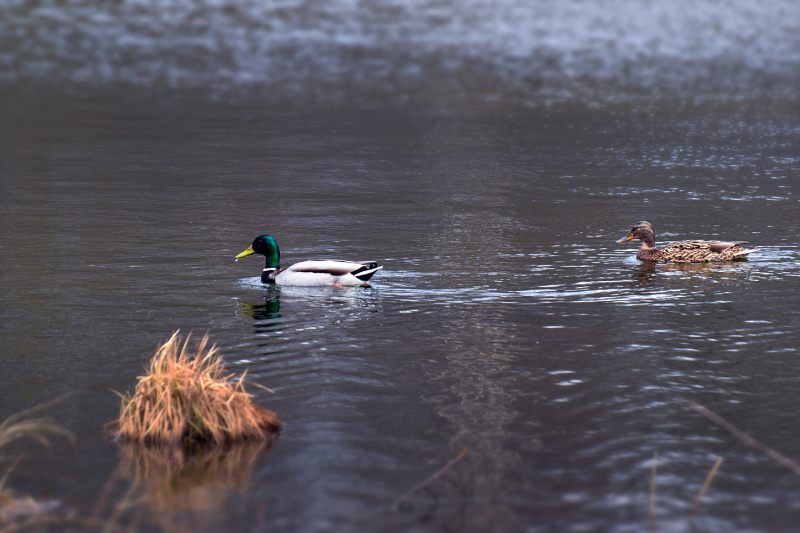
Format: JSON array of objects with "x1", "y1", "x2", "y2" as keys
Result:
[
  {"x1": 2, "y1": 0, "x2": 800, "y2": 530},
  {"x1": 2, "y1": 92, "x2": 799, "y2": 532}
]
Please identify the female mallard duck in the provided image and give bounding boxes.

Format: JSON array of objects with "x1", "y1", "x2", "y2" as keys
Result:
[
  {"x1": 616, "y1": 221, "x2": 756, "y2": 263},
  {"x1": 235, "y1": 235, "x2": 383, "y2": 286}
]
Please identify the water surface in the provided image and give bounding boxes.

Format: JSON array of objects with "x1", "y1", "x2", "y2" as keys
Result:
[{"x1": 2, "y1": 92, "x2": 799, "y2": 532}]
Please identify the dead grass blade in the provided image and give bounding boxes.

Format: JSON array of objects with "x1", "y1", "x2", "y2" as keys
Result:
[
  {"x1": 685, "y1": 400, "x2": 800, "y2": 478},
  {"x1": 690, "y1": 457, "x2": 723, "y2": 517},
  {"x1": 0, "y1": 393, "x2": 76, "y2": 451},
  {"x1": 1, "y1": 397, "x2": 75, "y2": 530}
]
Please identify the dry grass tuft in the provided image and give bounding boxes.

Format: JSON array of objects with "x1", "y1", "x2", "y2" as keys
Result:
[{"x1": 112, "y1": 331, "x2": 281, "y2": 445}]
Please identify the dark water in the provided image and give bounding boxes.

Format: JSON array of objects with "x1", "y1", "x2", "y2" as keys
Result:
[
  {"x1": 2, "y1": 92, "x2": 799, "y2": 532},
  {"x1": 2, "y1": 0, "x2": 800, "y2": 531}
]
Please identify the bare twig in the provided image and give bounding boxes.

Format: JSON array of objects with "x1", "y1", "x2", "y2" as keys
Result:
[
  {"x1": 649, "y1": 451, "x2": 658, "y2": 532},
  {"x1": 393, "y1": 448, "x2": 469, "y2": 509},
  {"x1": 685, "y1": 401, "x2": 800, "y2": 478},
  {"x1": 690, "y1": 457, "x2": 723, "y2": 517}
]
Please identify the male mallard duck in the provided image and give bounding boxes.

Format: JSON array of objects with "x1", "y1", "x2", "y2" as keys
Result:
[
  {"x1": 235, "y1": 235, "x2": 383, "y2": 286},
  {"x1": 616, "y1": 221, "x2": 756, "y2": 263}
]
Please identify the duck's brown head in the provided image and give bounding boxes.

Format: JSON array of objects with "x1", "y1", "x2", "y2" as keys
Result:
[{"x1": 616, "y1": 221, "x2": 656, "y2": 247}]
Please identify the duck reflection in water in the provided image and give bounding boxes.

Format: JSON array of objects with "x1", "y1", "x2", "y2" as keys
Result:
[
  {"x1": 632, "y1": 258, "x2": 753, "y2": 284},
  {"x1": 236, "y1": 284, "x2": 381, "y2": 361},
  {"x1": 237, "y1": 287, "x2": 283, "y2": 339}
]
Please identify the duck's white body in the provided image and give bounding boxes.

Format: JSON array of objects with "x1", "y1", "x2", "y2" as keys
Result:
[
  {"x1": 265, "y1": 260, "x2": 383, "y2": 286},
  {"x1": 237, "y1": 235, "x2": 383, "y2": 286}
]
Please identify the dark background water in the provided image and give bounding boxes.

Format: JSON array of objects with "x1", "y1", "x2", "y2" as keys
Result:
[{"x1": 2, "y1": 1, "x2": 800, "y2": 532}]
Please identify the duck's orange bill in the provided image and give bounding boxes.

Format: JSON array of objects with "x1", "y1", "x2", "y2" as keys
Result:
[{"x1": 616, "y1": 233, "x2": 635, "y2": 244}]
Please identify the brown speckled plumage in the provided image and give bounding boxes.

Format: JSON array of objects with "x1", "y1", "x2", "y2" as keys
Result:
[{"x1": 616, "y1": 221, "x2": 756, "y2": 263}]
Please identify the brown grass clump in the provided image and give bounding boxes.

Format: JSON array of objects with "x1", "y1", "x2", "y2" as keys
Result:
[{"x1": 112, "y1": 331, "x2": 281, "y2": 445}]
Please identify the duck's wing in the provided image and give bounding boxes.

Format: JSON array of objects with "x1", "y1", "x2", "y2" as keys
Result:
[
  {"x1": 708, "y1": 240, "x2": 749, "y2": 253},
  {"x1": 712, "y1": 241, "x2": 757, "y2": 258},
  {"x1": 348, "y1": 261, "x2": 383, "y2": 281},
  {"x1": 664, "y1": 240, "x2": 744, "y2": 252},
  {"x1": 661, "y1": 240, "x2": 755, "y2": 262},
  {"x1": 287, "y1": 260, "x2": 382, "y2": 280},
  {"x1": 662, "y1": 240, "x2": 712, "y2": 252}
]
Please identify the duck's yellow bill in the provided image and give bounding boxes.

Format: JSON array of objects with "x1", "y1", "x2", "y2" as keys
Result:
[
  {"x1": 616, "y1": 233, "x2": 635, "y2": 244},
  {"x1": 235, "y1": 245, "x2": 255, "y2": 259}
]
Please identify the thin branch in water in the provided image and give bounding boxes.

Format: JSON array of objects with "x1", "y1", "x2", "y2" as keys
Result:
[
  {"x1": 690, "y1": 457, "x2": 723, "y2": 517},
  {"x1": 649, "y1": 451, "x2": 657, "y2": 532},
  {"x1": 393, "y1": 448, "x2": 469, "y2": 509},
  {"x1": 684, "y1": 401, "x2": 800, "y2": 478}
]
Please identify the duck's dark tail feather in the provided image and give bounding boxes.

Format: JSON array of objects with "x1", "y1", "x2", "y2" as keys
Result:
[{"x1": 352, "y1": 262, "x2": 383, "y2": 281}]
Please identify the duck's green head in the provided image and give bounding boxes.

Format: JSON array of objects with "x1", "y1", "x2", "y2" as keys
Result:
[{"x1": 235, "y1": 235, "x2": 280, "y2": 268}]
